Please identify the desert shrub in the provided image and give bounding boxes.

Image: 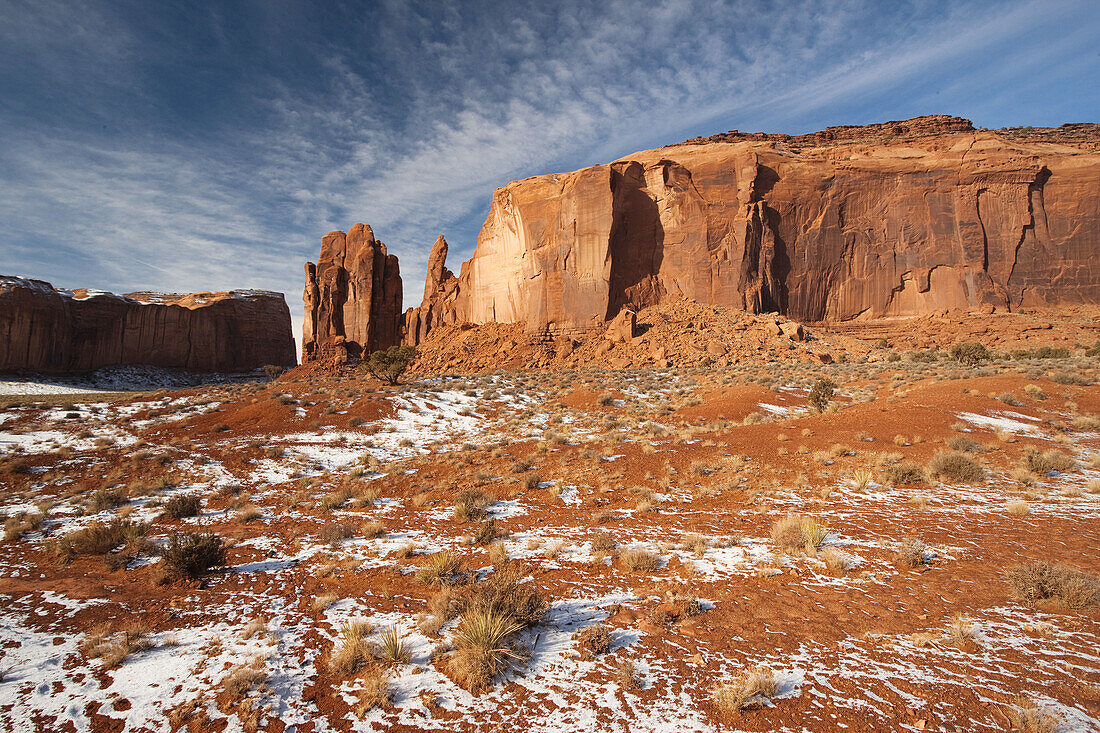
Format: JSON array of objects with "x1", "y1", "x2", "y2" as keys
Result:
[
  {"x1": 1071, "y1": 414, "x2": 1100, "y2": 431},
  {"x1": 4, "y1": 512, "x2": 44, "y2": 542},
  {"x1": 597, "y1": 392, "x2": 615, "y2": 406},
  {"x1": 926, "y1": 451, "x2": 984, "y2": 483},
  {"x1": 163, "y1": 493, "x2": 202, "y2": 519},
  {"x1": 329, "y1": 620, "x2": 374, "y2": 675},
  {"x1": 473, "y1": 518, "x2": 500, "y2": 546},
  {"x1": 997, "y1": 392, "x2": 1022, "y2": 406},
  {"x1": 591, "y1": 531, "x2": 617, "y2": 553},
  {"x1": 88, "y1": 487, "x2": 128, "y2": 513},
  {"x1": 574, "y1": 624, "x2": 613, "y2": 659},
  {"x1": 372, "y1": 625, "x2": 411, "y2": 665},
  {"x1": 263, "y1": 364, "x2": 284, "y2": 379},
  {"x1": 162, "y1": 532, "x2": 225, "y2": 580},
  {"x1": 770, "y1": 514, "x2": 829, "y2": 553},
  {"x1": 415, "y1": 550, "x2": 463, "y2": 586},
  {"x1": 80, "y1": 625, "x2": 154, "y2": 669},
  {"x1": 1024, "y1": 448, "x2": 1075, "y2": 476},
  {"x1": 453, "y1": 489, "x2": 492, "y2": 522},
  {"x1": 909, "y1": 349, "x2": 940, "y2": 363},
  {"x1": 619, "y1": 547, "x2": 660, "y2": 571},
  {"x1": 949, "y1": 342, "x2": 990, "y2": 366},
  {"x1": 463, "y1": 567, "x2": 546, "y2": 628},
  {"x1": 851, "y1": 468, "x2": 874, "y2": 491},
  {"x1": 57, "y1": 519, "x2": 147, "y2": 558},
  {"x1": 894, "y1": 538, "x2": 928, "y2": 569},
  {"x1": 320, "y1": 521, "x2": 355, "y2": 545},
  {"x1": 448, "y1": 609, "x2": 522, "y2": 693},
  {"x1": 946, "y1": 436, "x2": 983, "y2": 453},
  {"x1": 886, "y1": 462, "x2": 926, "y2": 486},
  {"x1": 807, "y1": 378, "x2": 836, "y2": 412},
  {"x1": 362, "y1": 345, "x2": 417, "y2": 385},
  {"x1": 712, "y1": 666, "x2": 778, "y2": 711},
  {"x1": 1008, "y1": 561, "x2": 1099, "y2": 609},
  {"x1": 354, "y1": 666, "x2": 392, "y2": 714}
]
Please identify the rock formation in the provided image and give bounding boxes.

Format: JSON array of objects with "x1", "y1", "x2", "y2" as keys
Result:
[
  {"x1": 302, "y1": 223, "x2": 403, "y2": 364},
  {"x1": 404, "y1": 116, "x2": 1100, "y2": 343},
  {"x1": 0, "y1": 276, "x2": 296, "y2": 373}
]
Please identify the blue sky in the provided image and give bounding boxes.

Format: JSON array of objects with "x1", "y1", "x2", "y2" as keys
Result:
[{"x1": 2, "y1": 0, "x2": 1098, "y2": 350}]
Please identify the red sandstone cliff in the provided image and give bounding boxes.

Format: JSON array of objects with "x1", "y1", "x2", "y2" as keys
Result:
[
  {"x1": 302, "y1": 223, "x2": 402, "y2": 364},
  {"x1": 404, "y1": 116, "x2": 1100, "y2": 343},
  {"x1": 0, "y1": 276, "x2": 296, "y2": 373}
]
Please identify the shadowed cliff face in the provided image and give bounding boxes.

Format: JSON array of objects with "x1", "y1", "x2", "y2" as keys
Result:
[
  {"x1": 404, "y1": 117, "x2": 1099, "y2": 342},
  {"x1": 303, "y1": 223, "x2": 403, "y2": 364},
  {"x1": 0, "y1": 277, "x2": 296, "y2": 374}
]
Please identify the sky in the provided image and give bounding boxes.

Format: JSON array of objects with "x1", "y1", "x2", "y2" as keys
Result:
[{"x1": 2, "y1": 0, "x2": 1098, "y2": 357}]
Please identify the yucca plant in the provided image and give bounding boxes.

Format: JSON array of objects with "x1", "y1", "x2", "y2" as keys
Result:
[
  {"x1": 414, "y1": 550, "x2": 462, "y2": 586},
  {"x1": 448, "y1": 610, "x2": 523, "y2": 692},
  {"x1": 851, "y1": 468, "x2": 873, "y2": 491},
  {"x1": 372, "y1": 625, "x2": 411, "y2": 666}
]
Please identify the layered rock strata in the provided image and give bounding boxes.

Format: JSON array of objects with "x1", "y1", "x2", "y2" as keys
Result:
[
  {"x1": 0, "y1": 276, "x2": 296, "y2": 373},
  {"x1": 403, "y1": 116, "x2": 1100, "y2": 343},
  {"x1": 302, "y1": 223, "x2": 402, "y2": 363}
]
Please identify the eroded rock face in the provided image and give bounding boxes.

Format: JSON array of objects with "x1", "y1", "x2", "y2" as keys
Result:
[
  {"x1": 0, "y1": 276, "x2": 296, "y2": 373},
  {"x1": 408, "y1": 116, "x2": 1100, "y2": 340},
  {"x1": 303, "y1": 223, "x2": 403, "y2": 363}
]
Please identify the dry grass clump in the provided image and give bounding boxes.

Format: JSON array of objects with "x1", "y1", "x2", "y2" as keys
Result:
[
  {"x1": 819, "y1": 547, "x2": 852, "y2": 574},
  {"x1": 927, "y1": 450, "x2": 984, "y2": 483},
  {"x1": 359, "y1": 520, "x2": 386, "y2": 538},
  {"x1": 1008, "y1": 561, "x2": 1099, "y2": 610},
  {"x1": 1006, "y1": 499, "x2": 1031, "y2": 516},
  {"x1": 1005, "y1": 697, "x2": 1062, "y2": 733},
  {"x1": 80, "y1": 624, "x2": 154, "y2": 668},
  {"x1": 372, "y1": 624, "x2": 411, "y2": 666},
  {"x1": 88, "y1": 487, "x2": 128, "y2": 513},
  {"x1": 770, "y1": 514, "x2": 829, "y2": 554},
  {"x1": 415, "y1": 550, "x2": 464, "y2": 586},
  {"x1": 619, "y1": 547, "x2": 660, "y2": 571},
  {"x1": 453, "y1": 489, "x2": 493, "y2": 522},
  {"x1": 1024, "y1": 448, "x2": 1075, "y2": 476},
  {"x1": 162, "y1": 493, "x2": 202, "y2": 519},
  {"x1": 851, "y1": 468, "x2": 874, "y2": 491},
  {"x1": 614, "y1": 659, "x2": 640, "y2": 689},
  {"x1": 590, "y1": 531, "x2": 617, "y2": 554},
  {"x1": 894, "y1": 538, "x2": 928, "y2": 569},
  {"x1": 4, "y1": 511, "x2": 44, "y2": 542},
  {"x1": 329, "y1": 620, "x2": 375, "y2": 675},
  {"x1": 946, "y1": 435, "x2": 984, "y2": 453},
  {"x1": 711, "y1": 665, "x2": 778, "y2": 711},
  {"x1": 886, "y1": 462, "x2": 926, "y2": 486},
  {"x1": 320, "y1": 521, "x2": 355, "y2": 545},
  {"x1": 946, "y1": 614, "x2": 978, "y2": 645},
  {"x1": 55, "y1": 519, "x2": 148, "y2": 560},
  {"x1": 446, "y1": 569, "x2": 547, "y2": 692},
  {"x1": 574, "y1": 624, "x2": 613, "y2": 659},
  {"x1": 354, "y1": 666, "x2": 392, "y2": 715},
  {"x1": 161, "y1": 532, "x2": 226, "y2": 580},
  {"x1": 220, "y1": 657, "x2": 268, "y2": 703}
]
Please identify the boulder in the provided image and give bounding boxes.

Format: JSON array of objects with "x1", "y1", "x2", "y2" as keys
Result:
[{"x1": 605, "y1": 308, "x2": 637, "y2": 343}]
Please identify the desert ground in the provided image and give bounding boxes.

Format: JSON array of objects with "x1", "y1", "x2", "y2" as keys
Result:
[{"x1": 1, "y1": 316, "x2": 1099, "y2": 732}]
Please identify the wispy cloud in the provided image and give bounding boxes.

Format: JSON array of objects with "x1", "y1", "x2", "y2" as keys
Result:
[{"x1": 1, "y1": 0, "x2": 1097, "y2": 355}]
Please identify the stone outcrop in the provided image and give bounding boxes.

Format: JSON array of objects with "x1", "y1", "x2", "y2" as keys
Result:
[
  {"x1": 404, "y1": 116, "x2": 1100, "y2": 343},
  {"x1": 0, "y1": 276, "x2": 296, "y2": 374},
  {"x1": 303, "y1": 223, "x2": 402, "y2": 363}
]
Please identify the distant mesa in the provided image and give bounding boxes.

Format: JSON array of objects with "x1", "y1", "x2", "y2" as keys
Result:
[
  {"x1": 0, "y1": 276, "x2": 296, "y2": 374},
  {"x1": 303, "y1": 115, "x2": 1100, "y2": 366}
]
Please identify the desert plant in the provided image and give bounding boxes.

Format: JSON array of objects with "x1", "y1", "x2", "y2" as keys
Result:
[
  {"x1": 463, "y1": 567, "x2": 547, "y2": 628},
  {"x1": 926, "y1": 450, "x2": 984, "y2": 483},
  {"x1": 1024, "y1": 448, "x2": 1075, "y2": 476},
  {"x1": 162, "y1": 532, "x2": 225, "y2": 580},
  {"x1": 448, "y1": 609, "x2": 523, "y2": 692},
  {"x1": 354, "y1": 666, "x2": 392, "y2": 714},
  {"x1": 574, "y1": 624, "x2": 613, "y2": 659},
  {"x1": 372, "y1": 625, "x2": 411, "y2": 666},
  {"x1": 949, "y1": 342, "x2": 990, "y2": 366},
  {"x1": 56, "y1": 519, "x2": 148, "y2": 559},
  {"x1": 711, "y1": 665, "x2": 778, "y2": 711},
  {"x1": 415, "y1": 550, "x2": 463, "y2": 586},
  {"x1": 362, "y1": 345, "x2": 417, "y2": 385},
  {"x1": 886, "y1": 462, "x2": 926, "y2": 486},
  {"x1": 807, "y1": 378, "x2": 836, "y2": 412},
  {"x1": 770, "y1": 514, "x2": 829, "y2": 553},
  {"x1": 1008, "y1": 561, "x2": 1099, "y2": 609},
  {"x1": 163, "y1": 493, "x2": 202, "y2": 519},
  {"x1": 894, "y1": 537, "x2": 929, "y2": 569},
  {"x1": 619, "y1": 547, "x2": 660, "y2": 571}
]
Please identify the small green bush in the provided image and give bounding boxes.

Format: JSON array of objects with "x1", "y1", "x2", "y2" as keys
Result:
[
  {"x1": 808, "y1": 378, "x2": 836, "y2": 412},
  {"x1": 949, "y1": 342, "x2": 990, "y2": 366}
]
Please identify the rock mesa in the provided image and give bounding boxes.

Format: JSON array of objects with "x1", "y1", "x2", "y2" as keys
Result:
[
  {"x1": 404, "y1": 116, "x2": 1100, "y2": 343},
  {"x1": 0, "y1": 276, "x2": 296, "y2": 373}
]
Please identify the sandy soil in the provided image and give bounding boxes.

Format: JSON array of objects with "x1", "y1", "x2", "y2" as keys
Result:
[{"x1": 1, "y1": 348, "x2": 1098, "y2": 732}]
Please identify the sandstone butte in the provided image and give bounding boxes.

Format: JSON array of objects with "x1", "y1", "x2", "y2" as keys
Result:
[
  {"x1": 0, "y1": 276, "x2": 297, "y2": 374},
  {"x1": 302, "y1": 223, "x2": 403, "y2": 364},
  {"x1": 305, "y1": 116, "x2": 1100, "y2": 365}
]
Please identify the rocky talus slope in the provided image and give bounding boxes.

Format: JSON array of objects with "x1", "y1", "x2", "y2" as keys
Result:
[
  {"x1": 403, "y1": 116, "x2": 1100, "y2": 344},
  {"x1": 0, "y1": 276, "x2": 296, "y2": 373}
]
